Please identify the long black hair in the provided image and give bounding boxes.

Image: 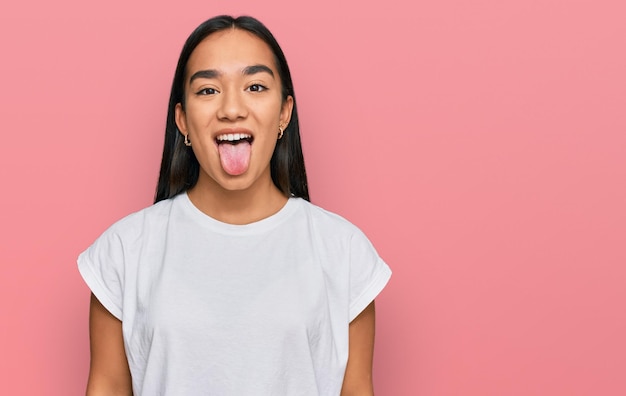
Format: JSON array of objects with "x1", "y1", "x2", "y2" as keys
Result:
[{"x1": 154, "y1": 15, "x2": 309, "y2": 203}]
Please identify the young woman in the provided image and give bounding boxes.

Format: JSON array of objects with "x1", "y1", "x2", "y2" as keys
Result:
[{"x1": 79, "y1": 15, "x2": 391, "y2": 396}]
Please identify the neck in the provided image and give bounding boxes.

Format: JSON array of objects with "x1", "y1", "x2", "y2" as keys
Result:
[{"x1": 187, "y1": 172, "x2": 288, "y2": 225}]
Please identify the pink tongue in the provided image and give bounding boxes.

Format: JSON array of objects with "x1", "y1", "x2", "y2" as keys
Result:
[{"x1": 218, "y1": 141, "x2": 251, "y2": 176}]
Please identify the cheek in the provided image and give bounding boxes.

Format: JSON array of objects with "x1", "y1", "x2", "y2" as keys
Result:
[
  {"x1": 186, "y1": 106, "x2": 216, "y2": 130},
  {"x1": 253, "y1": 99, "x2": 284, "y2": 122}
]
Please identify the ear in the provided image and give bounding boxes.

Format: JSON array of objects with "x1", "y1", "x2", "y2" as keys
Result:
[
  {"x1": 175, "y1": 103, "x2": 188, "y2": 136},
  {"x1": 280, "y1": 95, "x2": 294, "y2": 128}
]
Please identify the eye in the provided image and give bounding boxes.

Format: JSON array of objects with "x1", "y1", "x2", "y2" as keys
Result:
[
  {"x1": 197, "y1": 87, "x2": 218, "y2": 95},
  {"x1": 247, "y1": 84, "x2": 267, "y2": 92}
]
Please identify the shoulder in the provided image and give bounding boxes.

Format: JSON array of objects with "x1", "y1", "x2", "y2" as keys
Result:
[
  {"x1": 79, "y1": 196, "x2": 179, "y2": 270},
  {"x1": 96, "y1": 196, "x2": 179, "y2": 244},
  {"x1": 296, "y1": 199, "x2": 363, "y2": 236},
  {"x1": 293, "y1": 199, "x2": 372, "y2": 250}
]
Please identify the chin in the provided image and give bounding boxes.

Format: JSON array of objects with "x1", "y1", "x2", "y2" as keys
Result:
[{"x1": 215, "y1": 174, "x2": 259, "y2": 192}]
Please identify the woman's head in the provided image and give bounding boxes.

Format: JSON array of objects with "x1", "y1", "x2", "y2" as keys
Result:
[{"x1": 155, "y1": 15, "x2": 309, "y2": 203}]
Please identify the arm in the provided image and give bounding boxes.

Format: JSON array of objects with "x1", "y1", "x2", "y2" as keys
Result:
[
  {"x1": 86, "y1": 293, "x2": 133, "y2": 396},
  {"x1": 341, "y1": 301, "x2": 376, "y2": 396}
]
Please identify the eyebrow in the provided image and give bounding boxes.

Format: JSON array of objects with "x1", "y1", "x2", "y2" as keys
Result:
[
  {"x1": 242, "y1": 64, "x2": 274, "y2": 78},
  {"x1": 189, "y1": 64, "x2": 275, "y2": 84},
  {"x1": 189, "y1": 69, "x2": 220, "y2": 84}
]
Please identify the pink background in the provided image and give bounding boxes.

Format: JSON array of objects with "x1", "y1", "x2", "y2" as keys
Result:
[{"x1": 1, "y1": 0, "x2": 625, "y2": 394}]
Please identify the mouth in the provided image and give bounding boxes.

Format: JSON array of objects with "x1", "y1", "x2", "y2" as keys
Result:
[
  {"x1": 215, "y1": 132, "x2": 254, "y2": 145},
  {"x1": 214, "y1": 129, "x2": 254, "y2": 176}
]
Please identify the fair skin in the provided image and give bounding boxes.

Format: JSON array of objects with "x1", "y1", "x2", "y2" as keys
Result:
[
  {"x1": 87, "y1": 28, "x2": 377, "y2": 395},
  {"x1": 86, "y1": 294, "x2": 132, "y2": 396},
  {"x1": 176, "y1": 28, "x2": 292, "y2": 225}
]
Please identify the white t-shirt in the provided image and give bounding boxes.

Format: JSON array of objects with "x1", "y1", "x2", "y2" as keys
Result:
[{"x1": 78, "y1": 193, "x2": 391, "y2": 395}]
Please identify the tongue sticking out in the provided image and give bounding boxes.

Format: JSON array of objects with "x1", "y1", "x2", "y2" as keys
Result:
[{"x1": 218, "y1": 141, "x2": 251, "y2": 176}]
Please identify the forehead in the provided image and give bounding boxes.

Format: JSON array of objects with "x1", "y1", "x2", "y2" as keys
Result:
[{"x1": 186, "y1": 28, "x2": 277, "y2": 76}]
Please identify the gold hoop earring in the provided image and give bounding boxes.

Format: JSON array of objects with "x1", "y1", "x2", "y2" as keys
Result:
[
  {"x1": 278, "y1": 126, "x2": 284, "y2": 140},
  {"x1": 184, "y1": 135, "x2": 191, "y2": 146}
]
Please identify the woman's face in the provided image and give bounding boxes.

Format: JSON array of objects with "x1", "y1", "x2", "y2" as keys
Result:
[{"x1": 175, "y1": 28, "x2": 293, "y2": 193}]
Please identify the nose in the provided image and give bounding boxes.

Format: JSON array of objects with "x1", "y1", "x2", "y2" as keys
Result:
[{"x1": 216, "y1": 88, "x2": 248, "y2": 121}]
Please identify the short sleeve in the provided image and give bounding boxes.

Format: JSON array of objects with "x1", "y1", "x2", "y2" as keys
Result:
[
  {"x1": 348, "y1": 230, "x2": 392, "y2": 322},
  {"x1": 77, "y1": 229, "x2": 126, "y2": 320}
]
